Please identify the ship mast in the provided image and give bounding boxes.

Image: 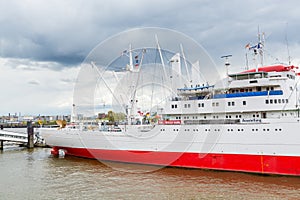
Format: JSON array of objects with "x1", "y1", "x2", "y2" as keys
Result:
[
  {"x1": 257, "y1": 28, "x2": 264, "y2": 68},
  {"x1": 245, "y1": 28, "x2": 265, "y2": 71},
  {"x1": 221, "y1": 54, "x2": 232, "y2": 88},
  {"x1": 127, "y1": 46, "x2": 146, "y2": 125},
  {"x1": 155, "y1": 35, "x2": 168, "y2": 81}
]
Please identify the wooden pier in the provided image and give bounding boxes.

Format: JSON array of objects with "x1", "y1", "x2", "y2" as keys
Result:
[{"x1": 0, "y1": 122, "x2": 43, "y2": 150}]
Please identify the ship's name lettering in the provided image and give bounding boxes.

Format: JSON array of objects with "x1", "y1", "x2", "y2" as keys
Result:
[{"x1": 242, "y1": 119, "x2": 262, "y2": 123}]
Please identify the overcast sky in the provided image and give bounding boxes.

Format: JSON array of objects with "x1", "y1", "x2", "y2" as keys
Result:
[{"x1": 0, "y1": 0, "x2": 300, "y2": 116}]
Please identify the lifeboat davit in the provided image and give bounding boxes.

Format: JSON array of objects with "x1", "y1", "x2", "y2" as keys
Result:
[{"x1": 240, "y1": 65, "x2": 298, "y2": 73}]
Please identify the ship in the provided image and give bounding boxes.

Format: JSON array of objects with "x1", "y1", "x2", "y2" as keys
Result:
[{"x1": 40, "y1": 33, "x2": 300, "y2": 176}]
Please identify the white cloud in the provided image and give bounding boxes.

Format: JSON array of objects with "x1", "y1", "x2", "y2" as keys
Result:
[{"x1": 0, "y1": 58, "x2": 79, "y2": 115}]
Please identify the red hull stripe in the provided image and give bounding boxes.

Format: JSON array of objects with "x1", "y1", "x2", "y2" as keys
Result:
[{"x1": 52, "y1": 147, "x2": 300, "y2": 176}]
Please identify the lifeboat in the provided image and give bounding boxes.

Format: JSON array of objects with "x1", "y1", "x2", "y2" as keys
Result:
[{"x1": 240, "y1": 65, "x2": 298, "y2": 73}]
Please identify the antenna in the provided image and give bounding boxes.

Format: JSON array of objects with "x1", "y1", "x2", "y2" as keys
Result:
[{"x1": 285, "y1": 23, "x2": 291, "y2": 65}]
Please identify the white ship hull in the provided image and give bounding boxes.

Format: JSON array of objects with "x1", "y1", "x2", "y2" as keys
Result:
[{"x1": 40, "y1": 118, "x2": 300, "y2": 176}]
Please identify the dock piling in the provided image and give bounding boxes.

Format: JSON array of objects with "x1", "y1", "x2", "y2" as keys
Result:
[
  {"x1": 1, "y1": 125, "x2": 3, "y2": 150},
  {"x1": 27, "y1": 121, "x2": 34, "y2": 148}
]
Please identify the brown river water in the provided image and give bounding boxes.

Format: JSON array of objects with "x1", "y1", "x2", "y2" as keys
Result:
[{"x1": 1, "y1": 146, "x2": 300, "y2": 200}]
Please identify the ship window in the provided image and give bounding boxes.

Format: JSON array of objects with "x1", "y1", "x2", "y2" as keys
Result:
[
  {"x1": 188, "y1": 104, "x2": 191, "y2": 108},
  {"x1": 171, "y1": 105, "x2": 174, "y2": 108},
  {"x1": 278, "y1": 99, "x2": 281, "y2": 103},
  {"x1": 266, "y1": 99, "x2": 269, "y2": 104},
  {"x1": 175, "y1": 105, "x2": 177, "y2": 108},
  {"x1": 239, "y1": 115, "x2": 242, "y2": 118},
  {"x1": 266, "y1": 87, "x2": 269, "y2": 91},
  {"x1": 271, "y1": 87, "x2": 274, "y2": 91},
  {"x1": 216, "y1": 102, "x2": 219, "y2": 106},
  {"x1": 212, "y1": 102, "x2": 215, "y2": 107},
  {"x1": 232, "y1": 102, "x2": 235, "y2": 106},
  {"x1": 243, "y1": 101, "x2": 246, "y2": 105},
  {"x1": 274, "y1": 99, "x2": 277, "y2": 104},
  {"x1": 270, "y1": 99, "x2": 273, "y2": 104},
  {"x1": 249, "y1": 88, "x2": 253, "y2": 92},
  {"x1": 184, "y1": 104, "x2": 187, "y2": 108},
  {"x1": 228, "y1": 102, "x2": 231, "y2": 106},
  {"x1": 257, "y1": 87, "x2": 262, "y2": 91},
  {"x1": 253, "y1": 114, "x2": 255, "y2": 117},
  {"x1": 286, "y1": 99, "x2": 289, "y2": 103},
  {"x1": 198, "y1": 103, "x2": 204, "y2": 107}
]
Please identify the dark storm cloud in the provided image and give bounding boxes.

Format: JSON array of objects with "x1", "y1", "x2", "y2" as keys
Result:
[{"x1": 0, "y1": 0, "x2": 300, "y2": 69}]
